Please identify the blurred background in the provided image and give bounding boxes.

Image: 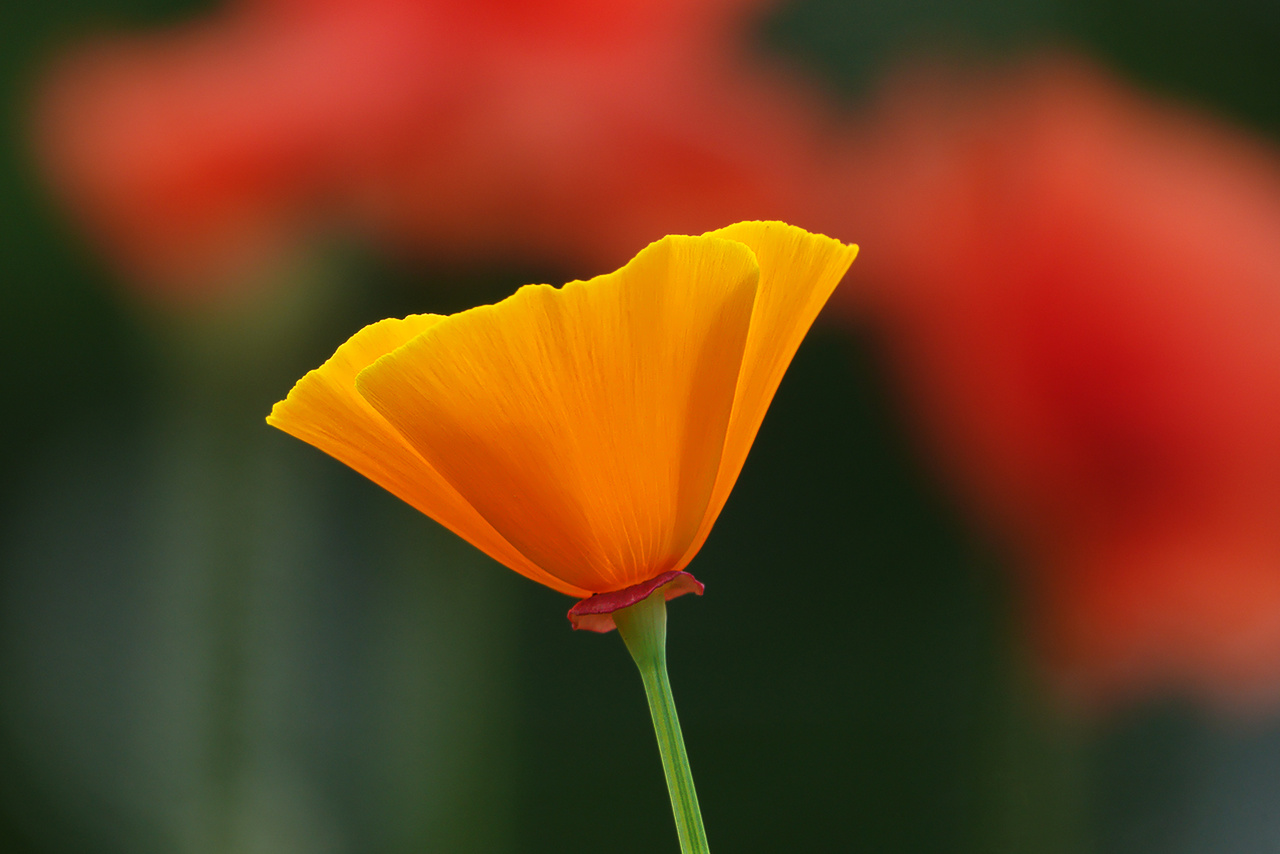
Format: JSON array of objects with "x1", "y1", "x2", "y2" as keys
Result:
[{"x1": 5, "y1": 0, "x2": 1280, "y2": 852}]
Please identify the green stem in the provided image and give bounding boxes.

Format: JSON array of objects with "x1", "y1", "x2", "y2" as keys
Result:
[{"x1": 614, "y1": 591, "x2": 710, "y2": 854}]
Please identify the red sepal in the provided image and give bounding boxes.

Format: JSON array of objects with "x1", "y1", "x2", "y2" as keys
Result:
[{"x1": 567, "y1": 570, "x2": 704, "y2": 632}]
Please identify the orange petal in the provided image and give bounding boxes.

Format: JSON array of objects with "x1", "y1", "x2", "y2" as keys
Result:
[
  {"x1": 267, "y1": 314, "x2": 590, "y2": 597},
  {"x1": 679, "y1": 222, "x2": 859, "y2": 568},
  {"x1": 356, "y1": 235, "x2": 760, "y2": 593}
]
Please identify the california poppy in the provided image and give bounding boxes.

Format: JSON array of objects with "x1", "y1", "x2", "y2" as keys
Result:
[
  {"x1": 270, "y1": 220, "x2": 855, "y2": 613},
  {"x1": 269, "y1": 220, "x2": 856, "y2": 850}
]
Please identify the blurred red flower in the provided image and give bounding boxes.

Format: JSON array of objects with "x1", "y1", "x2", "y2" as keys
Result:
[
  {"x1": 32, "y1": 0, "x2": 828, "y2": 301},
  {"x1": 33, "y1": 0, "x2": 460, "y2": 300},
  {"x1": 348, "y1": 14, "x2": 831, "y2": 272},
  {"x1": 834, "y1": 57, "x2": 1280, "y2": 707}
]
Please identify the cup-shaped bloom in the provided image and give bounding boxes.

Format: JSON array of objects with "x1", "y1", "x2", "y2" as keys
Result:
[{"x1": 268, "y1": 221, "x2": 856, "y2": 627}]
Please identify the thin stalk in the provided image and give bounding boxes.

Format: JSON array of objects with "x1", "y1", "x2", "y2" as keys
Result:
[{"x1": 614, "y1": 591, "x2": 710, "y2": 854}]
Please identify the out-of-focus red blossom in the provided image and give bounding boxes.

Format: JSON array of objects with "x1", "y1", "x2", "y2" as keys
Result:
[
  {"x1": 832, "y1": 56, "x2": 1280, "y2": 708},
  {"x1": 350, "y1": 25, "x2": 832, "y2": 272},
  {"x1": 34, "y1": 0, "x2": 456, "y2": 300},
  {"x1": 32, "y1": 0, "x2": 830, "y2": 302}
]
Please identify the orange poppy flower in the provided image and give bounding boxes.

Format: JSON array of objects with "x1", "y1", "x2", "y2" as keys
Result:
[{"x1": 268, "y1": 221, "x2": 856, "y2": 628}]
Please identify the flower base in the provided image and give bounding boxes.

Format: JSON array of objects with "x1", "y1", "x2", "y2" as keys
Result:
[{"x1": 566, "y1": 570, "x2": 704, "y2": 632}]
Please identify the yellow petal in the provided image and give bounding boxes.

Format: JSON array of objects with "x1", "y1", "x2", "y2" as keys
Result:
[
  {"x1": 356, "y1": 235, "x2": 760, "y2": 593},
  {"x1": 678, "y1": 222, "x2": 859, "y2": 567},
  {"x1": 267, "y1": 314, "x2": 589, "y2": 597}
]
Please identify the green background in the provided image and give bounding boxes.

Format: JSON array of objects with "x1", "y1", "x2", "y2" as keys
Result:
[{"x1": 4, "y1": 1, "x2": 1280, "y2": 851}]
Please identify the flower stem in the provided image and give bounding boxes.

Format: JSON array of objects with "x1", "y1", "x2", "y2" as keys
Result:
[{"x1": 614, "y1": 591, "x2": 710, "y2": 854}]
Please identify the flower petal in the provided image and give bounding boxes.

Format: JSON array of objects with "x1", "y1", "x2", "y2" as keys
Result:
[
  {"x1": 679, "y1": 222, "x2": 859, "y2": 567},
  {"x1": 356, "y1": 235, "x2": 760, "y2": 593},
  {"x1": 267, "y1": 314, "x2": 590, "y2": 597}
]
